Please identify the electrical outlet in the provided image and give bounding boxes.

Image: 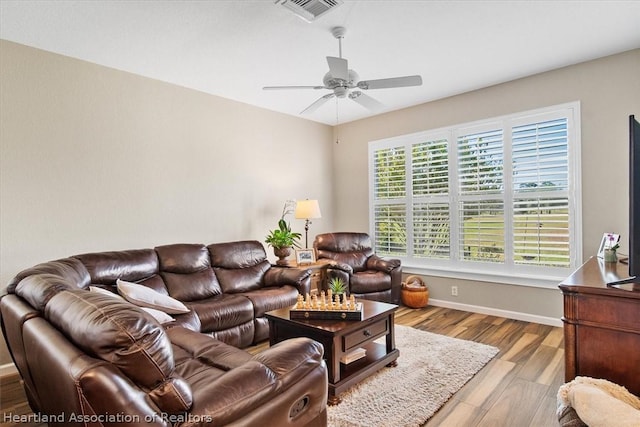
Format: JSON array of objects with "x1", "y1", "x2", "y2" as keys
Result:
[{"x1": 451, "y1": 286, "x2": 458, "y2": 296}]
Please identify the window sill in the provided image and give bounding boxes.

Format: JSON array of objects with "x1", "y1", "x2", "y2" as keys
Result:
[{"x1": 402, "y1": 263, "x2": 566, "y2": 289}]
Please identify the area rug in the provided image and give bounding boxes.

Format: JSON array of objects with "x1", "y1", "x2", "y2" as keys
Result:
[{"x1": 327, "y1": 324, "x2": 499, "y2": 427}]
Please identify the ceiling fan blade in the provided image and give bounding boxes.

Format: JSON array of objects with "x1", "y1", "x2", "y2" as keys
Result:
[
  {"x1": 326, "y1": 56, "x2": 349, "y2": 81},
  {"x1": 300, "y1": 93, "x2": 335, "y2": 114},
  {"x1": 349, "y1": 91, "x2": 384, "y2": 112},
  {"x1": 263, "y1": 85, "x2": 325, "y2": 90},
  {"x1": 357, "y1": 75, "x2": 423, "y2": 90}
]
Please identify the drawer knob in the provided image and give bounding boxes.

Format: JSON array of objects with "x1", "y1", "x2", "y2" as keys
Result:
[{"x1": 363, "y1": 329, "x2": 371, "y2": 336}]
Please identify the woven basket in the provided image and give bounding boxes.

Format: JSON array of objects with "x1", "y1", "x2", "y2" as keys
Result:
[{"x1": 401, "y1": 275, "x2": 429, "y2": 308}]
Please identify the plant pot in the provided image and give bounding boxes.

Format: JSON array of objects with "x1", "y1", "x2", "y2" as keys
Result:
[
  {"x1": 273, "y1": 247, "x2": 292, "y2": 265},
  {"x1": 603, "y1": 248, "x2": 618, "y2": 263}
]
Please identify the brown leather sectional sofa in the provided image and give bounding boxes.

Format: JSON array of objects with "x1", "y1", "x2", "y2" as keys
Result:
[{"x1": 0, "y1": 240, "x2": 328, "y2": 426}]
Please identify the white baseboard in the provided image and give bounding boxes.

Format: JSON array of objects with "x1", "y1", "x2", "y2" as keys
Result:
[{"x1": 428, "y1": 298, "x2": 563, "y2": 328}]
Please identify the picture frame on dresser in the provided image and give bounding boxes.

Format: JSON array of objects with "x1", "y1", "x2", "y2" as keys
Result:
[
  {"x1": 295, "y1": 248, "x2": 316, "y2": 265},
  {"x1": 597, "y1": 232, "x2": 619, "y2": 258}
]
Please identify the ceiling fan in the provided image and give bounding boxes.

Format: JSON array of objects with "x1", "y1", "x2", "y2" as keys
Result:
[{"x1": 263, "y1": 26, "x2": 423, "y2": 115}]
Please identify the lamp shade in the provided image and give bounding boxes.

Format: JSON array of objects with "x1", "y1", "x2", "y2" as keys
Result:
[{"x1": 295, "y1": 199, "x2": 322, "y2": 219}]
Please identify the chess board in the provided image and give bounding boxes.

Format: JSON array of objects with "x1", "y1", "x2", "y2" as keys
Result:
[
  {"x1": 289, "y1": 302, "x2": 364, "y2": 320},
  {"x1": 289, "y1": 292, "x2": 363, "y2": 320}
]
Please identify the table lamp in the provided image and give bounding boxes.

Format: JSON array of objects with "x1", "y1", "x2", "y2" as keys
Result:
[{"x1": 295, "y1": 199, "x2": 322, "y2": 248}]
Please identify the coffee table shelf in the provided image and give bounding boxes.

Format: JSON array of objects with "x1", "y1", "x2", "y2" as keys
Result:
[{"x1": 266, "y1": 299, "x2": 399, "y2": 405}]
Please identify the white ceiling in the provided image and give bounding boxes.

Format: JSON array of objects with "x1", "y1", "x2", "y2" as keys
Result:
[{"x1": 1, "y1": 1, "x2": 639, "y2": 125}]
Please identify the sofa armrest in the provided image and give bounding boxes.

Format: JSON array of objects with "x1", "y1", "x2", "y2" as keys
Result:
[
  {"x1": 264, "y1": 267, "x2": 312, "y2": 295},
  {"x1": 326, "y1": 262, "x2": 353, "y2": 274},
  {"x1": 366, "y1": 255, "x2": 401, "y2": 273},
  {"x1": 166, "y1": 309, "x2": 201, "y2": 332},
  {"x1": 251, "y1": 337, "x2": 325, "y2": 390}
]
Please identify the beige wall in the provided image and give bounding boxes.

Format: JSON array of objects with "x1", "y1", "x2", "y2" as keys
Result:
[
  {"x1": 2, "y1": 39, "x2": 639, "y2": 365},
  {"x1": 0, "y1": 40, "x2": 334, "y2": 364},
  {"x1": 332, "y1": 49, "x2": 640, "y2": 322}
]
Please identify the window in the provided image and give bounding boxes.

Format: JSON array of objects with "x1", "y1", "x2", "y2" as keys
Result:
[{"x1": 368, "y1": 103, "x2": 581, "y2": 287}]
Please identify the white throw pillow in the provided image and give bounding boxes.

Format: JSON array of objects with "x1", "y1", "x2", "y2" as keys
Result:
[
  {"x1": 89, "y1": 285, "x2": 125, "y2": 300},
  {"x1": 116, "y1": 279, "x2": 190, "y2": 314},
  {"x1": 140, "y1": 307, "x2": 176, "y2": 324},
  {"x1": 90, "y1": 285, "x2": 176, "y2": 324}
]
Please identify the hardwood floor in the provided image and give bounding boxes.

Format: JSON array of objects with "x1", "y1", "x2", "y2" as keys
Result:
[
  {"x1": 0, "y1": 305, "x2": 564, "y2": 426},
  {"x1": 394, "y1": 306, "x2": 564, "y2": 427}
]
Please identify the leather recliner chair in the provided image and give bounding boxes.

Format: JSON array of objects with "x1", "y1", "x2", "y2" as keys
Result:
[{"x1": 313, "y1": 232, "x2": 402, "y2": 304}]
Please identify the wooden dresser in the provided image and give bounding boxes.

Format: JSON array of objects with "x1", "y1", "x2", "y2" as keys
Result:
[{"x1": 559, "y1": 257, "x2": 640, "y2": 394}]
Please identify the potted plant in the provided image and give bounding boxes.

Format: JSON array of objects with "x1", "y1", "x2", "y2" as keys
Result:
[
  {"x1": 265, "y1": 201, "x2": 302, "y2": 265},
  {"x1": 328, "y1": 277, "x2": 346, "y2": 295},
  {"x1": 603, "y1": 233, "x2": 620, "y2": 263}
]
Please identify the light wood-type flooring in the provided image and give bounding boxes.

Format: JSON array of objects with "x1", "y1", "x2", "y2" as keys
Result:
[{"x1": 0, "y1": 305, "x2": 564, "y2": 426}]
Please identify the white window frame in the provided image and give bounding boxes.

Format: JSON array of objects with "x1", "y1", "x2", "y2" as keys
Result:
[{"x1": 368, "y1": 102, "x2": 582, "y2": 288}]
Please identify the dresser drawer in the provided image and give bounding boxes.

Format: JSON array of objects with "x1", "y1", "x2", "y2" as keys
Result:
[{"x1": 343, "y1": 318, "x2": 388, "y2": 351}]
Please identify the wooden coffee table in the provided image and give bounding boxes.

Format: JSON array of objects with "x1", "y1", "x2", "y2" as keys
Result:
[{"x1": 266, "y1": 299, "x2": 399, "y2": 405}]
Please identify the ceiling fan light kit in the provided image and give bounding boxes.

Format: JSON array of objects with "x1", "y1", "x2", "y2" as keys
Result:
[{"x1": 263, "y1": 26, "x2": 423, "y2": 118}]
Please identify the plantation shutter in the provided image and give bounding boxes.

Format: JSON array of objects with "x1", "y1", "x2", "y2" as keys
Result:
[
  {"x1": 412, "y1": 138, "x2": 450, "y2": 259},
  {"x1": 372, "y1": 146, "x2": 407, "y2": 255},
  {"x1": 368, "y1": 102, "x2": 580, "y2": 283},
  {"x1": 512, "y1": 118, "x2": 570, "y2": 267},
  {"x1": 457, "y1": 128, "x2": 505, "y2": 262}
]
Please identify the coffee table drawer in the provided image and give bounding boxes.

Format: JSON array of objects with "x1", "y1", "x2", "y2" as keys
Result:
[{"x1": 343, "y1": 318, "x2": 388, "y2": 351}]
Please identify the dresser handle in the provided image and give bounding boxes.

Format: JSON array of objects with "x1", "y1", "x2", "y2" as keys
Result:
[{"x1": 363, "y1": 329, "x2": 371, "y2": 336}]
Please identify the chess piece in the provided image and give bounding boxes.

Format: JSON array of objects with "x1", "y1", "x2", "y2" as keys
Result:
[{"x1": 304, "y1": 293, "x2": 311, "y2": 309}]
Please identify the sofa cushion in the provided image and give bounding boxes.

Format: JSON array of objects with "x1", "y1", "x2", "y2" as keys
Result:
[
  {"x1": 350, "y1": 271, "x2": 392, "y2": 294},
  {"x1": 161, "y1": 269, "x2": 221, "y2": 301},
  {"x1": 208, "y1": 241, "x2": 270, "y2": 293},
  {"x1": 74, "y1": 249, "x2": 159, "y2": 285},
  {"x1": 167, "y1": 327, "x2": 253, "y2": 375},
  {"x1": 44, "y1": 290, "x2": 193, "y2": 413},
  {"x1": 156, "y1": 244, "x2": 222, "y2": 301},
  {"x1": 186, "y1": 294, "x2": 254, "y2": 332},
  {"x1": 242, "y1": 286, "x2": 299, "y2": 317},
  {"x1": 314, "y1": 232, "x2": 375, "y2": 272},
  {"x1": 208, "y1": 240, "x2": 267, "y2": 268},
  {"x1": 214, "y1": 261, "x2": 270, "y2": 293},
  {"x1": 117, "y1": 279, "x2": 190, "y2": 314}
]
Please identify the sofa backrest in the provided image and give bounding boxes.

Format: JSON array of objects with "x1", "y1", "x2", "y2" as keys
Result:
[
  {"x1": 6, "y1": 257, "x2": 90, "y2": 294},
  {"x1": 314, "y1": 232, "x2": 375, "y2": 272},
  {"x1": 48, "y1": 290, "x2": 193, "y2": 413},
  {"x1": 155, "y1": 243, "x2": 222, "y2": 301},
  {"x1": 66, "y1": 242, "x2": 273, "y2": 297},
  {"x1": 208, "y1": 241, "x2": 271, "y2": 293},
  {"x1": 74, "y1": 249, "x2": 160, "y2": 285}
]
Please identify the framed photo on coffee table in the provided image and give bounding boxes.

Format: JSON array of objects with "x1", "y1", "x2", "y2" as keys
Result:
[{"x1": 296, "y1": 249, "x2": 316, "y2": 265}]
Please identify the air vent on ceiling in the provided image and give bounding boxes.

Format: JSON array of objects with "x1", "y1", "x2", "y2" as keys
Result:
[{"x1": 275, "y1": 0, "x2": 344, "y2": 22}]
